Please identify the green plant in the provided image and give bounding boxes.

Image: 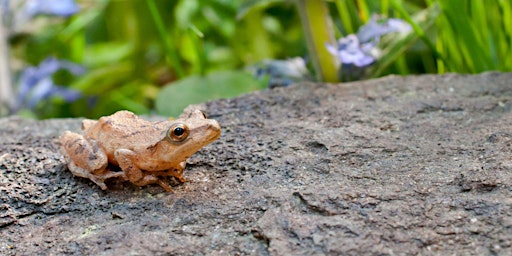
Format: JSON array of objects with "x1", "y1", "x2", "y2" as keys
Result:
[{"x1": 5, "y1": 0, "x2": 511, "y2": 119}]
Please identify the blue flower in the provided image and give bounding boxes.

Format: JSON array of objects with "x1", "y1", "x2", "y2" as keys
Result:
[
  {"x1": 326, "y1": 34, "x2": 376, "y2": 68},
  {"x1": 328, "y1": 17, "x2": 411, "y2": 68},
  {"x1": 17, "y1": 57, "x2": 84, "y2": 109},
  {"x1": 1, "y1": 0, "x2": 79, "y2": 32},
  {"x1": 24, "y1": 0, "x2": 79, "y2": 17},
  {"x1": 326, "y1": 16, "x2": 412, "y2": 80},
  {"x1": 0, "y1": 0, "x2": 8, "y2": 17},
  {"x1": 357, "y1": 17, "x2": 412, "y2": 44}
]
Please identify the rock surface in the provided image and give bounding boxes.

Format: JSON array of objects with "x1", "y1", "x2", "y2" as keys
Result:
[{"x1": 1, "y1": 72, "x2": 512, "y2": 255}]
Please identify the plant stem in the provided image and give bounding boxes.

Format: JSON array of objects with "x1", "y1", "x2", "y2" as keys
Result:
[
  {"x1": 296, "y1": 0, "x2": 339, "y2": 82},
  {"x1": 335, "y1": 0, "x2": 355, "y2": 35}
]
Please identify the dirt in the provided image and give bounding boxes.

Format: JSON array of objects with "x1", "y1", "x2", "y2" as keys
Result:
[{"x1": 1, "y1": 72, "x2": 512, "y2": 255}]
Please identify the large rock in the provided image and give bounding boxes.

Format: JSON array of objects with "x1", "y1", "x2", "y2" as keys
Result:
[{"x1": 1, "y1": 73, "x2": 511, "y2": 255}]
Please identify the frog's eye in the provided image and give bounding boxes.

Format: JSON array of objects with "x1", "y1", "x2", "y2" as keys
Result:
[
  {"x1": 166, "y1": 123, "x2": 189, "y2": 143},
  {"x1": 201, "y1": 111, "x2": 207, "y2": 119}
]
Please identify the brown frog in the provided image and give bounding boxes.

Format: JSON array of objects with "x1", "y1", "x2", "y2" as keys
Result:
[{"x1": 59, "y1": 109, "x2": 221, "y2": 191}]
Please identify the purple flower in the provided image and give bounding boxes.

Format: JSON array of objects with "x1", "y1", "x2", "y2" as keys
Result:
[
  {"x1": 23, "y1": 0, "x2": 79, "y2": 17},
  {"x1": 326, "y1": 16, "x2": 412, "y2": 80},
  {"x1": 16, "y1": 57, "x2": 84, "y2": 109},
  {"x1": 1, "y1": 0, "x2": 79, "y2": 33},
  {"x1": 0, "y1": 0, "x2": 8, "y2": 17},
  {"x1": 327, "y1": 16, "x2": 411, "y2": 67},
  {"x1": 357, "y1": 17, "x2": 412, "y2": 43},
  {"x1": 326, "y1": 34, "x2": 375, "y2": 67}
]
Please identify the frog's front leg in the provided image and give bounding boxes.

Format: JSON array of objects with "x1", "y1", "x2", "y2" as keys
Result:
[
  {"x1": 114, "y1": 149, "x2": 172, "y2": 191},
  {"x1": 59, "y1": 131, "x2": 125, "y2": 190},
  {"x1": 150, "y1": 162, "x2": 186, "y2": 183},
  {"x1": 175, "y1": 161, "x2": 186, "y2": 182}
]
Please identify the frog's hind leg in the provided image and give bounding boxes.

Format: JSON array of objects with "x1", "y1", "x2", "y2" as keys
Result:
[{"x1": 59, "y1": 131, "x2": 125, "y2": 190}]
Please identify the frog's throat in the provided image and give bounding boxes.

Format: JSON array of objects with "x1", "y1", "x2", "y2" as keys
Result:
[{"x1": 153, "y1": 138, "x2": 204, "y2": 165}]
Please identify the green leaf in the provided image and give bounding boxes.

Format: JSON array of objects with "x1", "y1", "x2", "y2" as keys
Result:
[
  {"x1": 373, "y1": 3, "x2": 441, "y2": 77},
  {"x1": 156, "y1": 70, "x2": 266, "y2": 117},
  {"x1": 237, "y1": 0, "x2": 284, "y2": 20},
  {"x1": 438, "y1": 0, "x2": 494, "y2": 72},
  {"x1": 71, "y1": 63, "x2": 132, "y2": 93},
  {"x1": 83, "y1": 42, "x2": 134, "y2": 67},
  {"x1": 175, "y1": 0, "x2": 199, "y2": 28}
]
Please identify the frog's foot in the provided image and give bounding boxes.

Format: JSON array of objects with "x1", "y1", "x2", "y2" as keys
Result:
[
  {"x1": 164, "y1": 169, "x2": 185, "y2": 183},
  {"x1": 59, "y1": 131, "x2": 113, "y2": 190},
  {"x1": 147, "y1": 174, "x2": 172, "y2": 192},
  {"x1": 171, "y1": 171, "x2": 185, "y2": 183},
  {"x1": 151, "y1": 171, "x2": 184, "y2": 183},
  {"x1": 66, "y1": 162, "x2": 108, "y2": 190},
  {"x1": 133, "y1": 174, "x2": 173, "y2": 192},
  {"x1": 96, "y1": 170, "x2": 127, "y2": 181},
  {"x1": 151, "y1": 162, "x2": 186, "y2": 183},
  {"x1": 115, "y1": 149, "x2": 172, "y2": 191},
  {"x1": 66, "y1": 163, "x2": 126, "y2": 190},
  {"x1": 126, "y1": 171, "x2": 172, "y2": 192}
]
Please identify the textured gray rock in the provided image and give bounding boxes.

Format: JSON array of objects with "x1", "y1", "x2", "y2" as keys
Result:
[{"x1": 1, "y1": 72, "x2": 512, "y2": 255}]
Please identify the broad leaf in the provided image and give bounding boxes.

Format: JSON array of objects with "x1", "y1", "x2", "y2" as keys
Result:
[{"x1": 156, "y1": 70, "x2": 266, "y2": 116}]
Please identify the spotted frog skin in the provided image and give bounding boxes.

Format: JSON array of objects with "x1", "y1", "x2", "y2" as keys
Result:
[{"x1": 59, "y1": 109, "x2": 221, "y2": 191}]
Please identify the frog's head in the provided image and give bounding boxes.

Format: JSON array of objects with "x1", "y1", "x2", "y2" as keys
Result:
[{"x1": 160, "y1": 109, "x2": 221, "y2": 163}]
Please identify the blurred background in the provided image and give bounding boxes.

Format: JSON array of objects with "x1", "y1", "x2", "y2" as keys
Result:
[{"x1": 1, "y1": 0, "x2": 510, "y2": 119}]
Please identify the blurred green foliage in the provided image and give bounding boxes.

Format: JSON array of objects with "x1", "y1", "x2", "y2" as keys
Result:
[
  {"x1": 156, "y1": 70, "x2": 266, "y2": 116},
  {"x1": 331, "y1": 0, "x2": 511, "y2": 75},
  {"x1": 8, "y1": 0, "x2": 512, "y2": 118},
  {"x1": 12, "y1": 0, "x2": 303, "y2": 118}
]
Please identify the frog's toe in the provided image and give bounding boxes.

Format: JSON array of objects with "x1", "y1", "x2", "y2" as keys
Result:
[
  {"x1": 98, "y1": 170, "x2": 127, "y2": 180},
  {"x1": 175, "y1": 175, "x2": 185, "y2": 183},
  {"x1": 157, "y1": 179, "x2": 173, "y2": 192},
  {"x1": 131, "y1": 174, "x2": 172, "y2": 192},
  {"x1": 67, "y1": 162, "x2": 108, "y2": 190},
  {"x1": 89, "y1": 177, "x2": 108, "y2": 190}
]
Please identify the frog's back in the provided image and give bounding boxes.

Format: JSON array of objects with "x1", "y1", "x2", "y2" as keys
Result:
[{"x1": 85, "y1": 111, "x2": 168, "y2": 150}]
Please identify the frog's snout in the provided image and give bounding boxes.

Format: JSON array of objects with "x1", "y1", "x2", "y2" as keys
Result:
[{"x1": 208, "y1": 120, "x2": 221, "y2": 139}]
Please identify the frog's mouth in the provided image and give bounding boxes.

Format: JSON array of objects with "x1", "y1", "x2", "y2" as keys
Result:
[{"x1": 199, "y1": 120, "x2": 221, "y2": 142}]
